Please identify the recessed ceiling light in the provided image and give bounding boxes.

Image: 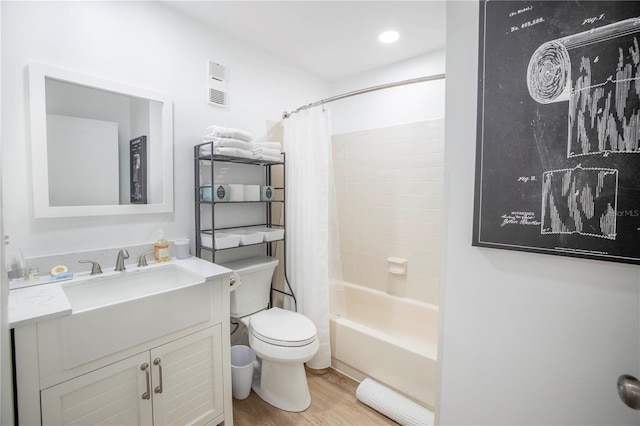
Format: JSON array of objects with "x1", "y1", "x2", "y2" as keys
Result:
[{"x1": 379, "y1": 30, "x2": 399, "y2": 44}]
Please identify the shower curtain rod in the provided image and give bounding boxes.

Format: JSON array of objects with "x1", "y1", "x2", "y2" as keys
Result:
[{"x1": 282, "y1": 73, "x2": 445, "y2": 119}]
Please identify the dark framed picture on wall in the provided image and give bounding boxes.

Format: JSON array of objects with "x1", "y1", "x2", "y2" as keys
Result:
[
  {"x1": 130, "y1": 136, "x2": 147, "y2": 204},
  {"x1": 473, "y1": 1, "x2": 640, "y2": 264}
]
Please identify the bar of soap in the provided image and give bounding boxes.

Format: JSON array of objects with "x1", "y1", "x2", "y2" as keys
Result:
[{"x1": 50, "y1": 265, "x2": 69, "y2": 276}]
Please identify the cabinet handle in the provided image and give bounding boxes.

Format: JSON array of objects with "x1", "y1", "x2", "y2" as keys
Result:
[
  {"x1": 153, "y1": 358, "x2": 163, "y2": 394},
  {"x1": 140, "y1": 363, "x2": 150, "y2": 400}
]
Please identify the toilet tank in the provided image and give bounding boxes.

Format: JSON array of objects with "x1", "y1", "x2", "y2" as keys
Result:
[{"x1": 220, "y1": 256, "x2": 279, "y2": 318}]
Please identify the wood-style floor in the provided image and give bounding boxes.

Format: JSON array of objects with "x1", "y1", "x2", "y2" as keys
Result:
[{"x1": 232, "y1": 367, "x2": 399, "y2": 426}]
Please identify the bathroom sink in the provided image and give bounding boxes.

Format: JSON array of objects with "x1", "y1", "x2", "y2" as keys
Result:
[
  {"x1": 58, "y1": 264, "x2": 213, "y2": 369},
  {"x1": 62, "y1": 264, "x2": 204, "y2": 312}
]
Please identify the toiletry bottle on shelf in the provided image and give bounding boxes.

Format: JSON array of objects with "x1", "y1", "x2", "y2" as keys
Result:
[{"x1": 154, "y1": 230, "x2": 170, "y2": 262}]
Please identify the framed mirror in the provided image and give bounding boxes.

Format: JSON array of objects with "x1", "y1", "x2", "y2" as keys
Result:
[{"x1": 28, "y1": 63, "x2": 174, "y2": 218}]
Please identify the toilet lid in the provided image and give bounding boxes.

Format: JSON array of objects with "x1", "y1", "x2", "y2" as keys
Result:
[{"x1": 249, "y1": 307, "x2": 317, "y2": 347}]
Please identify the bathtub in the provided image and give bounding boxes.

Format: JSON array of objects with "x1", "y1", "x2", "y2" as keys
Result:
[{"x1": 329, "y1": 280, "x2": 438, "y2": 409}]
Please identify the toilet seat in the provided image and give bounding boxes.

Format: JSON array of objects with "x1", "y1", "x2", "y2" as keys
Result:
[{"x1": 248, "y1": 307, "x2": 317, "y2": 347}]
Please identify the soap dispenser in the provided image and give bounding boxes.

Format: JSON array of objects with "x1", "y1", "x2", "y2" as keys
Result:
[{"x1": 154, "y1": 230, "x2": 170, "y2": 262}]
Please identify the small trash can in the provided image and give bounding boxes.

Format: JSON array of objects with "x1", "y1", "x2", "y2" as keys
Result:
[{"x1": 231, "y1": 345, "x2": 255, "y2": 400}]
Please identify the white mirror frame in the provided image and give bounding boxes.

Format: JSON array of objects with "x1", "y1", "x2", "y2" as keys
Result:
[{"x1": 28, "y1": 63, "x2": 174, "y2": 218}]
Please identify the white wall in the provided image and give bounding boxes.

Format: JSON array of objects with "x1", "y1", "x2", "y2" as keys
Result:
[
  {"x1": 1, "y1": 1, "x2": 327, "y2": 258},
  {"x1": 439, "y1": 2, "x2": 640, "y2": 425},
  {"x1": 329, "y1": 49, "x2": 445, "y2": 134}
]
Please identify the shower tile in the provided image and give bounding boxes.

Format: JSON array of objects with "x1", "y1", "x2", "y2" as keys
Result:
[
  {"x1": 395, "y1": 168, "x2": 426, "y2": 182},
  {"x1": 348, "y1": 166, "x2": 367, "y2": 183},
  {"x1": 332, "y1": 119, "x2": 444, "y2": 307},
  {"x1": 395, "y1": 154, "x2": 430, "y2": 169},
  {"x1": 424, "y1": 167, "x2": 444, "y2": 181},
  {"x1": 371, "y1": 230, "x2": 394, "y2": 247},
  {"x1": 420, "y1": 209, "x2": 443, "y2": 223},
  {"x1": 332, "y1": 142, "x2": 349, "y2": 161},
  {"x1": 436, "y1": 139, "x2": 445, "y2": 152},
  {"x1": 396, "y1": 233, "x2": 429, "y2": 250},
  {"x1": 423, "y1": 152, "x2": 445, "y2": 167},
  {"x1": 373, "y1": 206, "x2": 395, "y2": 220},
  {"x1": 416, "y1": 195, "x2": 443, "y2": 210},
  {"x1": 405, "y1": 259, "x2": 433, "y2": 279},
  {"x1": 424, "y1": 236, "x2": 442, "y2": 251},
  {"x1": 392, "y1": 182, "x2": 428, "y2": 195},
  {"x1": 422, "y1": 181, "x2": 445, "y2": 196},
  {"x1": 395, "y1": 195, "x2": 429, "y2": 209},
  {"x1": 421, "y1": 250, "x2": 443, "y2": 267},
  {"x1": 370, "y1": 241, "x2": 392, "y2": 257},
  {"x1": 362, "y1": 193, "x2": 379, "y2": 208},
  {"x1": 406, "y1": 279, "x2": 438, "y2": 305},
  {"x1": 420, "y1": 120, "x2": 446, "y2": 141}
]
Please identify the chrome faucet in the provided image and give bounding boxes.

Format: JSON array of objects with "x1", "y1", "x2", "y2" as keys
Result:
[
  {"x1": 115, "y1": 249, "x2": 129, "y2": 272},
  {"x1": 137, "y1": 251, "x2": 154, "y2": 267}
]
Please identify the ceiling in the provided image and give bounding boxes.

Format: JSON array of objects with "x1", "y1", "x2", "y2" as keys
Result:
[{"x1": 164, "y1": 1, "x2": 446, "y2": 82}]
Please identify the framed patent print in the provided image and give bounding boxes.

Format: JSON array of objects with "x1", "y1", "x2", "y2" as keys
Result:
[{"x1": 474, "y1": 1, "x2": 640, "y2": 264}]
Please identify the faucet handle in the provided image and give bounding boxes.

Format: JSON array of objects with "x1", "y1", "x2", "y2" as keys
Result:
[
  {"x1": 79, "y1": 260, "x2": 103, "y2": 275},
  {"x1": 138, "y1": 251, "x2": 155, "y2": 267}
]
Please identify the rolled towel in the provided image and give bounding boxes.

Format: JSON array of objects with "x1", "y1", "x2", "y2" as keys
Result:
[
  {"x1": 356, "y1": 378, "x2": 434, "y2": 426},
  {"x1": 205, "y1": 125, "x2": 252, "y2": 142}
]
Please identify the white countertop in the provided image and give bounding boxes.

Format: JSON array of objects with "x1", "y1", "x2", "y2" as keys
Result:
[{"x1": 9, "y1": 256, "x2": 232, "y2": 328}]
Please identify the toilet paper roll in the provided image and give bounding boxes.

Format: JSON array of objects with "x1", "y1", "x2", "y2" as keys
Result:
[
  {"x1": 244, "y1": 185, "x2": 260, "y2": 202},
  {"x1": 527, "y1": 18, "x2": 640, "y2": 158},
  {"x1": 228, "y1": 184, "x2": 245, "y2": 202},
  {"x1": 527, "y1": 18, "x2": 640, "y2": 105}
]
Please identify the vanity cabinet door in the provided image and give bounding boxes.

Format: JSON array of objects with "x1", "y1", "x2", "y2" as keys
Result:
[
  {"x1": 150, "y1": 325, "x2": 224, "y2": 426},
  {"x1": 40, "y1": 351, "x2": 153, "y2": 425}
]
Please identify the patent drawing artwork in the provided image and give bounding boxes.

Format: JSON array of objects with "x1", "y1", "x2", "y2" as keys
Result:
[
  {"x1": 527, "y1": 17, "x2": 640, "y2": 157},
  {"x1": 541, "y1": 167, "x2": 618, "y2": 239},
  {"x1": 474, "y1": 1, "x2": 640, "y2": 264}
]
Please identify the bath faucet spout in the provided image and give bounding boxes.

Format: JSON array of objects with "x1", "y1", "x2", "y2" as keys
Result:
[{"x1": 115, "y1": 249, "x2": 129, "y2": 272}]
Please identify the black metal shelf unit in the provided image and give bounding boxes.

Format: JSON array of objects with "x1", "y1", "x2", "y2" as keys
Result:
[{"x1": 193, "y1": 141, "x2": 286, "y2": 263}]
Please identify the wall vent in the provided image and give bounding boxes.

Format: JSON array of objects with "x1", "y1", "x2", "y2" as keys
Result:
[
  {"x1": 209, "y1": 88, "x2": 227, "y2": 105},
  {"x1": 207, "y1": 60, "x2": 228, "y2": 107}
]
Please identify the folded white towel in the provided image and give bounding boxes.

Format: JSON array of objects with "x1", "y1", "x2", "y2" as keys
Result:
[
  {"x1": 254, "y1": 154, "x2": 282, "y2": 162},
  {"x1": 251, "y1": 147, "x2": 281, "y2": 157},
  {"x1": 202, "y1": 137, "x2": 254, "y2": 151},
  {"x1": 205, "y1": 125, "x2": 253, "y2": 142},
  {"x1": 200, "y1": 145, "x2": 255, "y2": 159},
  {"x1": 253, "y1": 141, "x2": 282, "y2": 150}
]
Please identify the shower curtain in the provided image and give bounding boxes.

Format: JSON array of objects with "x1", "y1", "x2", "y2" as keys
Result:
[{"x1": 283, "y1": 107, "x2": 332, "y2": 369}]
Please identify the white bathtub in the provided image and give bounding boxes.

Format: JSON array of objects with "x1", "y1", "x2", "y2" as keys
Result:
[{"x1": 329, "y1": 280, "x2": 438, "y2": 409}]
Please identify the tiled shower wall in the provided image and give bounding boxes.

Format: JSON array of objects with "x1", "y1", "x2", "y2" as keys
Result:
[{"x1": 331, "y1": 119, "x2": 444, "y2": 306}]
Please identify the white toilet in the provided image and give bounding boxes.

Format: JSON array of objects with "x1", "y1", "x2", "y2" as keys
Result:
[{"x1": 221, "y1": 256, "x2": 319, "y2": 412}]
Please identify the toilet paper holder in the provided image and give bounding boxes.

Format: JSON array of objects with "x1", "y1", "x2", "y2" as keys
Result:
[
  {"x1": 229, "y1": 272, "x2": 241, "y2": 291},
  {"x1": 387, "y1": 257, "x2": 407, "y2": 275}
]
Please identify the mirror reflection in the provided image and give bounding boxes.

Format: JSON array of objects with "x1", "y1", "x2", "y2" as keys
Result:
[
  {"x1": 29, "y1": 64, "x2": 174, "y2": 218},
  {"x1": 45, "y1": 79, "x2": 162, "y2": 206}
]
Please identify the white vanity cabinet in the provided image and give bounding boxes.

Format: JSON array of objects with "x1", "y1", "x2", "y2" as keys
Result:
[
  {"x1": 41, "y1": 326, "x2": 224, "y2": 425},
  {"x1": 41, "y1": 351, "x2": 153, "y2": 425},
  {"x1": 11, "y1": 262, "x2": 234, "y2": 426},
  {"x1": 149, "y1": 326, "x2": 224, "y2": 425}
]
